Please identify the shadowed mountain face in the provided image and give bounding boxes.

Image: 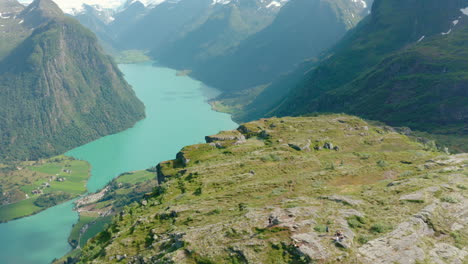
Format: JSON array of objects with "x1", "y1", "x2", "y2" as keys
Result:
[
  {"x1": 250, "y1": 0, "x2": 468, "y2": 138},
  {"x1": 72, "y1": 0, "x2": 372, "y2": 93},
  {"x1": 0, "y1": 0, "x2": 145, "y2": 161},
  {"x1": 185, "y1": 0, "x2": 372, "y2": 91},
  {"x1": 152, "y1": 0, "x2": 289, "y2": 70},
  {"x1": 73, "y1": 0, "x2": 290, "y2": 66}
]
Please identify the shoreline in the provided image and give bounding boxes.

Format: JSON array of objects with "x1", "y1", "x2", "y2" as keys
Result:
[{"x1": 0, "y1": 155, "x2": 91, "y2": 223}]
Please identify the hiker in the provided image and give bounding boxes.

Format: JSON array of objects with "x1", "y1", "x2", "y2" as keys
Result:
[{"x1": 325, "y1": 226, "x2": 329, "y2": 233}]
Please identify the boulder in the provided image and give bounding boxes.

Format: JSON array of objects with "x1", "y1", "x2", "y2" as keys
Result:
[
  {"x1": 399, "y1": 192, "x2": 425, "y2": 203},
  {"x1": 292, "y1": 233, "x2": 329, "y2": 260},
  {"x1": 323, "y1": 142, "x2": 334, "y2": 150},
  {"x1": 429, "y1": 243, "x2": 467, "y2": 264},
  {"x1": 205, "y1": 131, "x2": 246, "y2": 143},
  {"x1": 359, "y1": 215, "x2": 433, "y2": 263},
  {"x1": 288, "y1": 143, "x2": 302, "y2": 151},
  {"x1": 288, "y1": 140, "x2": 311, "y2": 152},
  {"x1": 320, "y1": 195, "x2": 363, "y2": 206},
  {"x1": 176, "y1": 151, "x2": 190, "y2": 166}
]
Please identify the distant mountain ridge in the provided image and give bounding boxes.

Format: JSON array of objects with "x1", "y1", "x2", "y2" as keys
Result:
[
  {"x1": 0, "y1": 0, "x2": 145, "y2": 161},
  {"x1": 72, "y1": 0, "x2": 291, "y2": 58},
  {"x1": 185, "y1": 0, "x2": 373, "y2": 91},
  {"x1": 74, "y1": 0, "x2": 372, "y2": 93}
]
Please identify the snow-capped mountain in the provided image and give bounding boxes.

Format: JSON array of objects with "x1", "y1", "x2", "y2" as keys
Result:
[
  {"x1": 211, "y1": 0, "x2": 289, "y2": 9},
  {"x1": 19, "y1": 0, "x2": 165, "y2": 15}
]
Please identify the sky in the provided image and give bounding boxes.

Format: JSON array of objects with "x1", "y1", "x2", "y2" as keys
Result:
[{"x1": 19, "y1": 0, "x2": 166, "y2": 13}]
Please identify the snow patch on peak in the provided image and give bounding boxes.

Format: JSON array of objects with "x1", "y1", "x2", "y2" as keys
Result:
[
  {"x1": 211, "y1": 0, "x2": 288, "y2": 9},
  {"x1": 266, "y1": 1, "x2": 280, "y2": 8},
  {"x1": 212, "y1": 0, "x2": 231, "y2": 5},
  {"x1": 351, "y1": 0, "x2": 367, "y2": 9},
  {"x1": 461, "y1": 7, "x2": 468, "y2": 16},
  {"x1": 19, "y1": 0, "x2": 167, "y2": 14},
  {"x1": 0, "y1": 13, "x2": 11, "y2": 19},
  {"x1": 441, "y1": 29, "x2": 452, "y2": 35},
  {"x1": 264, "y1": 0, "x2": 288, "y2": 9}
]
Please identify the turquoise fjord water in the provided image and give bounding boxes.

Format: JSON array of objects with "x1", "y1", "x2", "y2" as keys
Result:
[{"x1": 0, "y1": 63, "x2": 237, "y2": 264}]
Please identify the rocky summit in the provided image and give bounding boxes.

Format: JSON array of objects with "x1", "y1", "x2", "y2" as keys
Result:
[{"x1": 77, "y1": 114, "x2": 467, "y2": 264}]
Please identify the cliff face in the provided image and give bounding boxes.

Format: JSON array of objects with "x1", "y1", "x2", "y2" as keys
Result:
[
  {"x1": 76, "y1": 115, "x2": 467, "y2": 264},
  {"x1": 0, "y1": 0, "x2": 145, "y2": 160}
]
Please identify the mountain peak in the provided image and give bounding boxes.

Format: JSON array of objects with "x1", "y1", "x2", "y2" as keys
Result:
[
  {"x1": 0, "y1": 0, "x2": 24, "y2": 14},
  {"x1": 28, "y1": 0, "x2": 63, "y2": 16},
  {"x1": 19, "y1": 0, "x2": 64, "y2": 28}
]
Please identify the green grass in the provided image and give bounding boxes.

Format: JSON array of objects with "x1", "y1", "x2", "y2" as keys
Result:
[
  {"x1": 115, "y1": 50, "x2": 150, "y2": 64},
  {"x1": 0, "y1": 197, "x2": 42, "y2": 222},
  {"x1": 68, "y1": 215, "x2": 114, "y2": 249},
  {"x1": 69, "y1": 215, "x2": 97, "y2": 247},
  {"x1": 116, "y1": 170, "x2": 156, "y2": 185},
  {"x1": 79, "y1": 216, "x2": 113, "y2": 248},
  {"x1": 0, "y1": 155, "x2": 90, "y2": 222},
  {"x1": 75, "y1": 115, "x2": 468, "y2": 264}
]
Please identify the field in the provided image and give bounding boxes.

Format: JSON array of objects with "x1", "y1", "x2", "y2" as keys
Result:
[
  {"x1": 116, "y1": 170, "x2": 155, "y2": 185},
  {"x1": 0, "y1": 155, "x2": 90, "y2": 222}
]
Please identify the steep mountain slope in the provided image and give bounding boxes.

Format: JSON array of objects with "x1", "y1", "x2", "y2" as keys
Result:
[
  {"x1": 0, "y1": 0, "x2": 145, "y2": 161},
  {"x1": 75, "y1": 114, "x2": 468, "y2": 264},
  {"x1": 82, "y1": 0, "x2": 285, "y2": 61},
  {"x1": 155, "y1": 0, "x2": 286, "y2": 72},
  {"x1": 113, "y1": 0, "x2": 214, "y2": 51},
  {"x1": 0, "y1": 0, "x2": 28, "y2": 59},
  {"x1": 191, "y1": 0, "x2": 372, "y2": 91},
  {"x1": 108, "y1": 0, "x2": 147, "y2": 37},
  {"x1": 265, "y1": 0, "x2": 468, "y2": 137},
  {"x1": 73, "y1": 4, "x2": 117, "y2": 51}
]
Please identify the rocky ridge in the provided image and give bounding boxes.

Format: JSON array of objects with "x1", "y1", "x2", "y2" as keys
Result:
[{"x1": 75, "y1": 114, "x2": 467, "y2": 264}]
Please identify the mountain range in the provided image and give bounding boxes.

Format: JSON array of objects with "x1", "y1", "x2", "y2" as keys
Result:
[{"x1": 74, "y1": 0, "x2": 373, "y2": 91}]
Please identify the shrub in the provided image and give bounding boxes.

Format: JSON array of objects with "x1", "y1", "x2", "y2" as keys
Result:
[
  {"x1": 34, "y1": 192, "x2": 71, "y2": 207},
  {"x1": 194, "y1": 187, "x2": 202, "y2": 196},
  {"x1": 207, "y1": 209, "x2": 221, "y2": 215},
  {"x1": 347, "y1": 215, "x2": 367, "y2": 229},
  {"x1": 357, "y1": 235, "x2": 369, "y2": 244},
  {"x1": 313, "y1": 225, "x2": 327, "y2": 233},
  {"x1": 353, "y1": 152, "x2": 371, "y2": 160},
  {"x1": 377, "y1": 160, "x2": 388, "y2": 167},
  {"x1": 370, "y1": 223, "x2": 391, "y2": 234},
  {"x1": 238, "y1": 203, "x2": 247, "y2": 211},
  {"x1": 440, "y1": 196, "x2": 459, "y2": 203}
]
